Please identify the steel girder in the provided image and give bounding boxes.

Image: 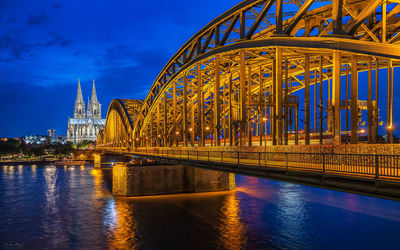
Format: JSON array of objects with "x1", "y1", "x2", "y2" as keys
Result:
[
  {"x1": 98, "y1": 99, "x2": 142, "y2": 148},
  {"x1": 100, "y1": 0, "x2": 400, "y2": 148}
]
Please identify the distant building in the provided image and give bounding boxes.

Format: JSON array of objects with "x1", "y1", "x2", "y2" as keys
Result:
[
  {"x1": 22, "y1": 135, "x2": 48, "y2": 144},
  {"x1": 21, "y1": 135, "x2": 67, "y2": 145},
  {"x1": 67, "y1": 80, "x2": 105, "y2": 144},
  {"x1": 48, "y1": 129, "x2": 56, "y2": 138}
]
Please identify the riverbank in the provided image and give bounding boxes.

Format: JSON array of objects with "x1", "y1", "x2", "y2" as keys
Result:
[{"x1": 0, "y1": 160, "x2": 55, "y2": 166}]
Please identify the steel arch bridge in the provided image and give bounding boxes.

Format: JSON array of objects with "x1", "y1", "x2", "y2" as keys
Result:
[
  {"x1": 97, "y1": 0, "x2": 400, "y2": 151},
  {"x1": 97, "y1": 99, "x2": 142, "y2": 149}
]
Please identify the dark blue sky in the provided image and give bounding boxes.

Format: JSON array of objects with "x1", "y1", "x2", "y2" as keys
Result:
[{"x1": 0, "y1": 0, "x2": 236, "y2": 137}]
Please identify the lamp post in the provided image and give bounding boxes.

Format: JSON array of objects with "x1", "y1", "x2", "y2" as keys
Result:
[
  {"x1": 387, "y1": 124, "x2": 393, "y2": 143},
  {"x1": 263, "y1": 117, "x2": 268, "y2": 152},
  {"x1": 205, "y1": 126, "x2": 210, "y2": 146}
]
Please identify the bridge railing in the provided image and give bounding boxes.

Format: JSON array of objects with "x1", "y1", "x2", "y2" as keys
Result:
[{"x1": 133, "y1": 148, "x2": 400, "y2": 179}]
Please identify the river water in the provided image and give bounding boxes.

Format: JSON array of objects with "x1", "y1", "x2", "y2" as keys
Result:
[{"x1": 0, "y1": 165, "x2": 399, "y2": 250}]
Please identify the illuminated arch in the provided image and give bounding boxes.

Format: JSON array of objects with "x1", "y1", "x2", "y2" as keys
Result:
[{"x1": 97, "y1": 99, "x2": 142, "y2": 149}]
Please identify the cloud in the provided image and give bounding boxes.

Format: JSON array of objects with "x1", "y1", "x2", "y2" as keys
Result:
[
  {"x1": 26, "y1": 11, "x2": 48, "y2": 26},
  {"x1": 93, "y1": 46, "x2": 170, "y2": 101},
  {"x1": 45, "y1": 33, "x2": 73, "y2": 47},
  {"x1": 0, "y1": 35, "x2": 40, "y2": 60}
]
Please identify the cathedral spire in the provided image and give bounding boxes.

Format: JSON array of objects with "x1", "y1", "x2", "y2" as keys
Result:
[
  {"x1": 91, "y1": 80, "x2": 98, "y2": 103},
  {"x1": 76, "y1": 79, "x2": 84, "y2": 103},
  {"x1": 73, "y1": 79, "x2": 85, "y2": 119}
]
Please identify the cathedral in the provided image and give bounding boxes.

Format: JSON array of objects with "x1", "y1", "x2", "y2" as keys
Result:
[{"x1": 67, "y1": 80, "x2": 106, "y2": 144}]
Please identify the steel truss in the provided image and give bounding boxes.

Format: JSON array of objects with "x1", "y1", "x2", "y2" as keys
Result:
[{"x1": 97, "y1": 0, "x2": 400, "y2": 149}]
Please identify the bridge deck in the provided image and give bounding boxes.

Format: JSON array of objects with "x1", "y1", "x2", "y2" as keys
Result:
[{"x1": 131, "y1": 150, "x2": 400, "y2": 182}]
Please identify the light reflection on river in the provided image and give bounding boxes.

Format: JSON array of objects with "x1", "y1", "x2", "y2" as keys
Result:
[{"x1": 0, "y1": 164, "x2": 399, "y2": 249}]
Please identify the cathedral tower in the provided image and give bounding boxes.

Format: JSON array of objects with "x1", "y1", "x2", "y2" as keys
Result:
[
  {"x1": 73, "y1": 80, "x2": 86, "y2": 119},
  {"x1": 68, "y1": 79, "x2": 105, "y2": 144},
  {"x1": 88, "y1": 80, "x2": 101, "y2": 119}
]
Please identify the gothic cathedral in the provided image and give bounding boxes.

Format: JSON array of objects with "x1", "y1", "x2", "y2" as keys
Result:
[{"x1": 67, "y1": 80, "x2": 106, "y2": 144}]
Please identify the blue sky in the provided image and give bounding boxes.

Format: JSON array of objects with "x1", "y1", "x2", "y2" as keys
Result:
[
  {"x1": 0, "y1": 0, "x2": 399, "y2": 138},
  {"x1": 0, "y1": 0, "x2": 236, "y2": 137}
]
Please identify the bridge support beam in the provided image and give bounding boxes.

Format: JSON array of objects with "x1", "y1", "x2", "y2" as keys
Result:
[
  {"x1": 367, "y1": 57, "x2": 373, "y2": 143},
  {"x1": 163, "y1": 92, "x2": 168, "y2": 147},
  {"x1": 272, "y1": 59, "x2": 276, "y2": 145},
  {"x1": 351, "y1": 56, "x2": 358, "y2": 144},
  {"x1": 387, "y1": 60, "x2": 394, "y2": 143},
  {"x1": 183, "y1": 74, "x2": 188, "y2": 147},
  {"x1": 332, "y1": 51, "x2": 341, "y2": 144},
  {"x1": 173, "y1": 81, "x2": 178, "y2": 147},
  {"x1": 319, "y1": 56, "x2": 324, "y2": 145},
  {"x1": 248, "y1": 65, "x2": 252, "y2": 146},
  {"x1": 214, "y1": 55, "x2": 221, "y2": 146},
  {"x1": 197, "y1": 63, "x2": 204, "y2": 146},
  {"x1": 275, "y1": 47, "x2": 283, "y2": 145},
  {"x1": 259, "y1": 66, "x2": 264, "y2": 146},
  {"x1": 374, "y1": 60, "x2": 379, "y2": 143},
  {"x1": 228, "y1": 73, "x2": 233, "y2": 146},
  {"x1": 239, "y1": 50, "x2": 247, "y2": 146},
  {"x1": 304, "y1": 55, "x2": 310, "y2": 145}
]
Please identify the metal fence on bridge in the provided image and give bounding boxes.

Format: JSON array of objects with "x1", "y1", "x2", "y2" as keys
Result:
[{"x1": 133, "y1": 149, "x2": 400, "y2": 179}]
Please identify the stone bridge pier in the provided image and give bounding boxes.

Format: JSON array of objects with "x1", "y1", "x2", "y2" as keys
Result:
[
  {"x1": 112, "y1": 163, "x2": 235, "y2": 197},
  {"x1": 93, "y1": 152, "x2": 133, "y2": 168}
]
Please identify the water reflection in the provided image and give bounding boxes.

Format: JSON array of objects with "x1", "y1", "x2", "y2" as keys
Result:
[
  {"x1": 107, "y1": 199, "x2": 137, "y2": 249},
  {"x1": 31, "y1": 164, "x2": 37, "y2": 179},
  {"x1": 1, "y1": 165, "x2": 400, "y2": 250},
  {"x1": 276, "y1": 182, "x2": 307, "y2": 248},
  {"x1": 42, "y1": 165, "x2": 66, "y2": 248},
  {"x1": 218, "y1": 191, "x2": 246, "y2": 249}
]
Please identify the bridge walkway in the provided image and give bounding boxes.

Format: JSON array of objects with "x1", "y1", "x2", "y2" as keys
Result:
[{"x1": 131, "y1": 149, "x2": 400, "y2": 182}]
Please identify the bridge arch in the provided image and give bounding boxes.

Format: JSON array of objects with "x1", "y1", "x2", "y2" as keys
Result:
[
  {"x1": 97, "y1": 99, "x2": 142, "y2": 149},
  {"x1": 130, "y1": 0, "x2": 400, "y2": 148}
]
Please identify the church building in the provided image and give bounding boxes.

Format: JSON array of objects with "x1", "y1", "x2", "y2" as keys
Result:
[{"x1": 67, "y1": 80, "x2": 106, "y2": 144}]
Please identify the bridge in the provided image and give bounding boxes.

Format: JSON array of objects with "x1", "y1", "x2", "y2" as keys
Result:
[{"x1": 95, "y1": 0, "x2": 400, "y2": 198}]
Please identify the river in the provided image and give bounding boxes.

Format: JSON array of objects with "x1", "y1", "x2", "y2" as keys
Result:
[{"x1": 0, "y1": 164, "x2": 399, "y2": 249}]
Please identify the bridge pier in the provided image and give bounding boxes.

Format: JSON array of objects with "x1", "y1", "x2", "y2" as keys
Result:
[
  {"x1": 94, "y1": 152, "x2": 133, "y2": 168},
  {"x1": 112, "y1": 163, "x2": 235, "y2": 197}
]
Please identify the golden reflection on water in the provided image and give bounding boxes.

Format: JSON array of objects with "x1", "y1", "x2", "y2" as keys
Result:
[
  {"x1": 91, "y1": 169, "x2": 106, "y2": 198},
  {"x1": 218, "y1": 191, "x2": 246, "y2": 250},
  {"x1": 108, "y1": 200, "x2": 137, "y2": 249}
]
